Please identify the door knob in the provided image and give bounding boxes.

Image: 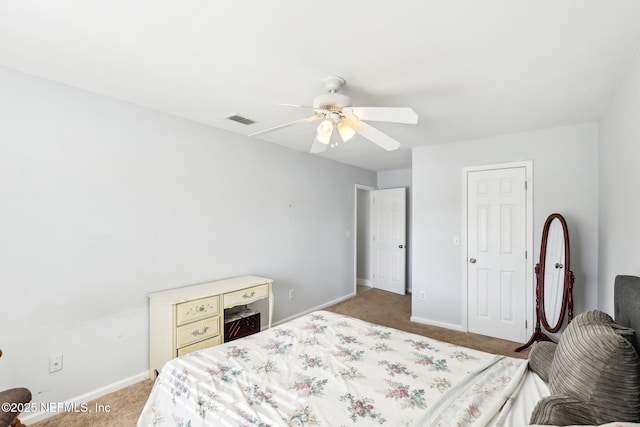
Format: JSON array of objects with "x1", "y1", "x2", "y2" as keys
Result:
[
  {"x1": 469, "y1": 258, "x2": 477, "y2": 264},
  {"x1": 399, "y1": 244, "x2": 404, "y2": 249}
]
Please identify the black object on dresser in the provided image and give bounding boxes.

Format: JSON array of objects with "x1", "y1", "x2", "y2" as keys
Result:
[{"x1": 224, "y1": 311, "x2": 261, "y2": 342}]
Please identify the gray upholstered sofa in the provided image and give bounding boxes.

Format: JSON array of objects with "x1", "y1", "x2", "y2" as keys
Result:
[{"x1": 528, "y1": 275, "x2": 640, "y2": 425}]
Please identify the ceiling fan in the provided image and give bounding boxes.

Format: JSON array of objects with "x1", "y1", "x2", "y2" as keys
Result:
[{"x1": 249, "y1": 76, "x2": 419, "y2": 153}]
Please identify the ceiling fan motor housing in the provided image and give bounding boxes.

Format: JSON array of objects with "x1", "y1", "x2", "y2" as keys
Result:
[
  {"x1": 313, "y1": 76, "x2": 352, "y2": 111},
  {"x1": 312, "y1": 92, "x2": 352, "y2": 111}
]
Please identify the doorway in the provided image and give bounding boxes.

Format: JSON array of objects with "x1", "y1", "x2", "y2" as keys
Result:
[
  {"x1": 354, "y1": 185, "x2": 407, "y2": 296},
  {"x1": 354, "y1": 185, "x2": 375, "y2": 295},
  {"x1": 462, "y1": 161, "x2": 533, "y2": 343}
]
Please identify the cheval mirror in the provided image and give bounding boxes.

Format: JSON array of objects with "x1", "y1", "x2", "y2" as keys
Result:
[{"x1": 516, "y1": 213, "x2": 574, "y2": 352}]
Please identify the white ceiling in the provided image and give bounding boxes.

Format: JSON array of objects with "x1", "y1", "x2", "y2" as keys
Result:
[{"x1": 2, "y1": 1, "x2": 640, "y2": 171}]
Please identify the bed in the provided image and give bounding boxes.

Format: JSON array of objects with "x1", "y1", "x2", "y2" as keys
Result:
[{"x1": 138, "y1": 275, "x2": 640, "y2": 426}]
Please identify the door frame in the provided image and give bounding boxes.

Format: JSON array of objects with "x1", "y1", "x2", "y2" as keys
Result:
[
  {"x1": 353, "y1": 183, "x2": 377, "y2": 295},
  {"x1": 461, "y1": 161, "x2": 534, "y2": 340}
]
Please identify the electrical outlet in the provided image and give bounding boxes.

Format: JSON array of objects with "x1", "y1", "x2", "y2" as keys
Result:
[
  {"x1": 49, "y1": 354, "x2": 63, "y2": 373},
  {"x1": 288, "y1": 289, "x2": 295, "y2": 300},
  {"x1": 419, "y1": 292, "x2": 426, "y2": 300}
]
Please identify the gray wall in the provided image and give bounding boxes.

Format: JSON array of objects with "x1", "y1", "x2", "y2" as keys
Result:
[
  {"x1": 0, "y1": 67, "x2": 376, "y2": 404},
  {"x1": 599, "y1": 45, "x2": 640, "y2": 314},
  {"x1": 412, "y1": 123, "x2": 599, "y2": 328}
]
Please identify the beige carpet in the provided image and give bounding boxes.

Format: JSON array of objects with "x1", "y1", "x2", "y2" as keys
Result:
[
  {"x1": 31, "y1": 289, "x2": 528, "y2": 426},
  {"x1": 326, "y1": 288, "x2": 529, "y2": 359},
  {"x1": 30, "y1": 379, "x2": 154, "y2": 427}
]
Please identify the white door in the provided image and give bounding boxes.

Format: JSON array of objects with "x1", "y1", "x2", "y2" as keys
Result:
[
  {"x1": 371, "y1": 188, "x2": 406, "y2": 295},
  {"x1": 467, "y1": 167, "x2": 527, "y2": 342}
]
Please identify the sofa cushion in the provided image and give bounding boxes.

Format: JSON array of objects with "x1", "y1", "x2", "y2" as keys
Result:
[
  {"x1": 530, "y1": 395, "x2": 599, "y2": 426},
  {"x1": 547, "y1": 310, "x2": 640, "y2": 424},
  {"x1": 528, "y1": 341, "x2": 557, "y2": 383},
  {"x1": 569, "y1": 309, "x2": 636, "y2": 340}
]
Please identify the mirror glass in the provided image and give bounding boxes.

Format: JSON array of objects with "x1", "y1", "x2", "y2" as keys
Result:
[{"x1": 543, "y1": 218, "x2": 565, "y2": 327}]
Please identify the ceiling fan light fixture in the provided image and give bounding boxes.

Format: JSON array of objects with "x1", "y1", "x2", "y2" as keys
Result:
[
  {"x1": 337, "y1": 118, "x2": 356, "y2": 142},
  {"x1": 316, "y1": 119, "x2": 334, "y2": 144},
  {"x1": 250, "y1": 77, "x2": 418, "y2": 153}
]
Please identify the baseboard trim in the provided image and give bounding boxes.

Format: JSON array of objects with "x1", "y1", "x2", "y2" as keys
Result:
[
  {"x1": 410, "y1": 315, "x2": 465, "y2": 332},
  {"x1": 21, "y1": 371, "x2": 149, "y2": 424},
  {"x1": 273, "y1": 292, "x2": 356, "y2": 327},
  {"x1": 356, "y1": 278, "x2": 372, "y2": 287}
]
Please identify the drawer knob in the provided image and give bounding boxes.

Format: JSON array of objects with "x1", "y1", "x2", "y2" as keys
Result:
[{"x1": 242, "y1": 291, "x2": 256, "y2": 299}]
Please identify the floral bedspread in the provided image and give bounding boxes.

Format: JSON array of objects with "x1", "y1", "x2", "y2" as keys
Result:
[{"x1": 138, "y1": 311, "x2": 527, "y2": 427}]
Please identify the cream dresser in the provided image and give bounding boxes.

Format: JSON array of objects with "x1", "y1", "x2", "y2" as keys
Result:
[{"x1": 148, "y1": 275, "x2": 273, "y2": 379}]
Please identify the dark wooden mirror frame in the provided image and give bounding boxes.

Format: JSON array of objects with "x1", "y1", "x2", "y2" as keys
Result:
[{"x1": 516, "y1": 213, "x2": 574, "y2": 352}]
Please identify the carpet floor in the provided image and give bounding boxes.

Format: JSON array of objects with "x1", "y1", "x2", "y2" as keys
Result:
[{"x1": 31, "y1": 289, "x2": 528, "y2": 426}]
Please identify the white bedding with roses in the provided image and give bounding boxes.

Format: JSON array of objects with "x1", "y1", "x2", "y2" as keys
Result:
[{"x1": 138, "y1": 311, "x2": 541, "y2": 427}]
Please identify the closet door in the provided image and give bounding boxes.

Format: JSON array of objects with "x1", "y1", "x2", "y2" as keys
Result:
[{"x1": 467, "y1": 167, "x2": 527, "y2": 342}]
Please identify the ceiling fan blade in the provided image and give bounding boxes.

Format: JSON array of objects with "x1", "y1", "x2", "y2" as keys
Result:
[
  {"x1": 352, "y1": 120, "x2": 401, "y2": 151},
  {"x1": 279, "y1": 103, "x2": 332, "y2": 116},
  {"x1": 278, "y1": 103, "x2": 314, "y2": 109},
  {"x1": 343, "y1": 107, "x2": 418, "y2": 124},
  {"x1": 310, "y1": 137, "x2": 329, "y2": 153},
  {"x1": 248, "y1": 114, "x2": 322, "y2": 137}
]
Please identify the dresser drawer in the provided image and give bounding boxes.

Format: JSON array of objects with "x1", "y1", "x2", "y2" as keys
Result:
[
  {"x1": 176, "y1": 295, "x2": 220, "y2": 326},
  {"x1": 176, "y1": 316, "x2": 220, "y2": 348},
  {"x1": 177, "y1": 335, "x2": 222, "y2": 357},
  {"x1": 224, "y1": 284, "x2": 269, "y2": 307}
]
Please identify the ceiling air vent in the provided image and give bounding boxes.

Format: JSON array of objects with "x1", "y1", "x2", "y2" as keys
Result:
[{"x1": 226, "y1": 114, "x2": 256, "y2": 125}]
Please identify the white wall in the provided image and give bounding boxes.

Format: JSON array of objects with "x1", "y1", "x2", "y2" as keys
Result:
[
  {"x1": 412, "y1": 123, "x2": 599, "y2": 328},
  {"x1": 378, "y1": 168, "x2": 411, "y2": 189},
  {"x1": 599, "y1": 46, "x2": 640, "y2": 314},
  {"x1": 0, "y1": 67, "x2": 376, "y2": 405},
  {"x1": 378, "y1": 168, "x2": 412, "y2": 291}
]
